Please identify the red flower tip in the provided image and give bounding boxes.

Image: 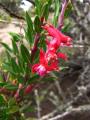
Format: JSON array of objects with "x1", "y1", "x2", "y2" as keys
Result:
[
  {"x1": 57, "y1": 53, "x2": 68, "y2": 61},
  {"x1": 67, "y1": 37, "x2": 72, "y2": 42},
  {"x1": 40, "y1": 17, "x2": 44, "y2": 23},
  {"x1": 24, "y1": 84, "x2": 34, "y2": 94},
  {"x1": 14, "y1": 90, "x2": 19, "y2": 99}
]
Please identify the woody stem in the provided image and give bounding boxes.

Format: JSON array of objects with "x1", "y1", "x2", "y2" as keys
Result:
[
  {"x1": 31, "y1": 33, "x2": 40, "y2": 62},
  {"x1": 58, "y1": 0, "x2": 69, "y2": 30}
]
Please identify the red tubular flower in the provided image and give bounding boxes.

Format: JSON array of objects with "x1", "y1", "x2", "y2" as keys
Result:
[
  {"x1": 32, "y1": 24, "x2": 72, "y2": 76},
  {"x1": 32, "y1": 49, "x2": 48, "y2": 76},
  {"x1": 32, "y1": 49, "x2": 59, "y2": 76},
  {"x1": 42, "y1": 24, "x2": 72, "y2": 46}
]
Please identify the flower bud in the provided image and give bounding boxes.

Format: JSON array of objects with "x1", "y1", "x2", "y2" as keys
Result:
[{"x1": 24, "y1": 84, "x2": 34, "y2": 94}]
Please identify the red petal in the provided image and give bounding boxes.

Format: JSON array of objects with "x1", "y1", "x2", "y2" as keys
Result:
[
  {"x1": 40, "y1": 49, "x2": 45, "y2": 63},
  {"x1": 32, "y1": 64, "x2": 40, "y2": 72},
  {"x1": 57, "y1": 53, "x2": 67, "y2": 61},
  {"x1": 47, "y1": 60, "x2": 59, "y2": 71}
]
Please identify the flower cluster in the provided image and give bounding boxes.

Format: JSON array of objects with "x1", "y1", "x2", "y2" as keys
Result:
[{"x1": 32, "y1": 24, "x2": 72, "y2": 76}]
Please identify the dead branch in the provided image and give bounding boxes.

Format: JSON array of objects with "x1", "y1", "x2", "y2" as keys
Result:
[
  {"x1": 40, "y1": 105, "x2": 90, "y2": 120},
  {"x1": 58, "y1": 0, "x2": 69, "y2": 30},
  {"x1": 0, "y1": 3, "x2": 24, "y2": 20}
]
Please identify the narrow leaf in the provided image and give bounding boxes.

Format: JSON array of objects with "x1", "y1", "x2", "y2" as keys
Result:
[
  {"x1": 9, "y1": 32, "x2": 21, "y2": 42},
  {"x1": 53, "y1": 0, "x2": 60, "y2": 27},
  {"x1": 41, "y1": 3, "x2": 49, "y2": 20},
  {"x1": 34, "y1": 16, "x2": 41, "y2": 33},
  {"x1": 20, "y1": 44, "x2": 31, "y2": 63},
  {"x1": 4, "y1": 84, "x2": 17, "y2": 91},
  {"x1": 26, "y1": 12, "x2": 33, "y2": 33},
  {"x1": 25, "y1": 28, "x2": 34, "y2": 45},
  {"x1": 35, "y1": 0, "x2": 41, "y2": 16},
  {"x1": 12, "y1": 40, "x2": 19, "y2": 55},
  {"x1": 11, "y1": 58, "x2": 20, "y2": 74},
  {"x1": 0, "y1": 42, "x2": 12, "y2": 52}
]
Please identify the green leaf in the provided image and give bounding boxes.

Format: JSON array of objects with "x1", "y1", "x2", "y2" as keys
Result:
[
  {"x1": 0, "y1": 95, "x2": 6, "y2": 103},
  {"x1": 62, "y1": 23, "x2": 71, "y2": 33},
  {"x1": 39, "y1": 35, "x2": 46, "y2": 50},
  {"x1": 0, "y1": 42, "x2": 12, "y2": 52},
  {"x1": 34, "y1": 15, "x2": 41, "y2": 33},
  {"x1": 18, "y1": 56, "x2": 25, "y2": 74},
  {"x1": 6, "y1": 51, "x2": 11, "y2": 61},
  {"x1": 41, "y1": 0, "x2": 52, "y2": 20},
  {"x1": 4, "y1": 83, "x2": 17, "y2": 91},
  {"x1": 8, "y1": 98, "x2": 16, "y2": 106},
  {"x1": 25, "y1": 63, "x2": 31, "y2": 75},
  {"x1": 0, "y1": 74, "x2": 3, "y2": 81},
  {"x1": 33, "y1": 49, "x2": 39, "y2": 63},
  {"x1": 2, "y1": 62, "x2": 14, "y2": 74},
  {"x1": 25, "y1": 12, "x2": 34, "y2": 45},
  {"x1": 53, "y1": 0, "x2": 60, "y2": 27},
  {"x1": 20, "y1": 44, "x2": 31, "y2": 63},
  {"x1": 0, "y1": 82, "x2": 7, "y2": 87},
  {"x1": 42, "y1": 76, "x2": 55, "y2": 82},
  {"x1": 17, "y1": 76, "x2": 24, "y2": 83},
  {"x1": 7, "y1": 106, "x2": 19, "y2": 114},
  {"x1": 35, "y1": 0, "x2": 41, "y2": 16},
  {"x1": 9, "y1": 32, "x2": 21, "y2": 42},
  {"x1": 25, "y1": 28, "x2": 34, "y2": 45},
  {"x1": 12, "y1": 39, "x2": 19, "y2": 55},
  {"x1": 28, "y1": 74, "x2": 40, "y2": 84},
  {"x1": 41, "y1": 3, "x2": 49, "y2": 20},
  {"x1": 11, "y1": 58, "x2": 20, "y2": 74},
  {"x1": 0, "y1": 82, "x2": 17, "y2": 90},
  {"x1": 21, "y1": 105, "x2": 35, "y2": 113},
  {"x1": 48, "y1": 0, "x2": 52, "y2": 5},
  {"x1": 26, "y1": 12, "x2": 33, "y2": 33},
  {"x1": 5, "y1": 52, "x2": 20, "y2": 75},
  {"x1": 64, "y1": 2, "x2": 73, "y2": 18}
]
